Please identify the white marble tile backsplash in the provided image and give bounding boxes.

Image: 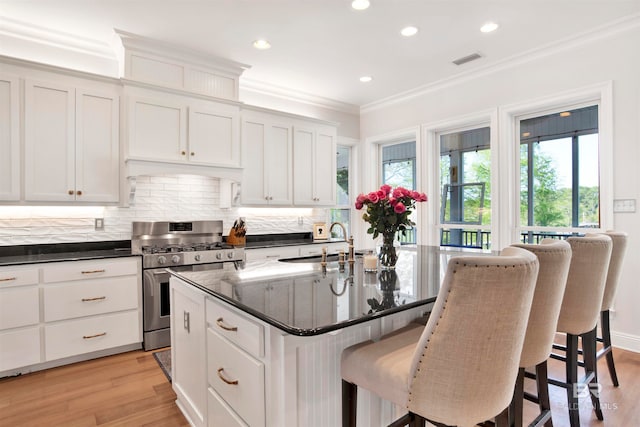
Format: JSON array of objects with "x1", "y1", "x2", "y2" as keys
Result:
[{"x1": 0, "y1": 175, "x2": 330, "y2": 246}]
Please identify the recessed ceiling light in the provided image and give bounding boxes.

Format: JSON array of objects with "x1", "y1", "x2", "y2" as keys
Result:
[
  {"x1": 522, "y1": 132, "x2": 531, "y2": 137},
  {"x1": 400, "y1": 26, "x2": 418, "y2": 37},
  {"x1": 559, "y1": 111, "x2": 572, "y2": 117},
  {"x1": 351, "y1": 0, "x2": 370, "y2": 11},
  {"x1": 480, "y1": 22, "x2": 499, "y2": 33},
  {"x1": 359, "y1": 76, "x2": 373, "y2": 83},
  {"x1": 253, "y1": 39, "x2": 271, "y2": 50}
]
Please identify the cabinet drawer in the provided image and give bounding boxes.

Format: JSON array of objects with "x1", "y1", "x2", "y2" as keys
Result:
[
  {"x1": 44, "y1": 310, "x2": 140, "y2": 361},
  {"x1": 43, "y1": 258, "x2": 139, "y2": 283},
  {"x1": 207, "y1": 387, "x2": 248, "y2": 427},
  {"x1": 0, "y1": 267, "x2": 39, "y2": 288},
  {"x1": 206, "y1": 297, "x2": 263, "y2": 357},
  {"x1": 0, "y1": 286, "x2": 39, "y2": 330},
  {"x1": 0, "y1": 327, "x2": 41, "y2": 372},
  {"x1": 43, "y1": 276, "x2": 139, "y2": 322},
  {"x1": 244, "y1": 246, "x2": 299, "y2": 262},
  {"x1": 207, "y1": 329, "x2": 265, "y2": 427}
]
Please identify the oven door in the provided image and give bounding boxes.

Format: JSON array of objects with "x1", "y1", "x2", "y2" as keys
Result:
[{"x1": 143, "y1": 268, "x2": 174, "y2": 332}]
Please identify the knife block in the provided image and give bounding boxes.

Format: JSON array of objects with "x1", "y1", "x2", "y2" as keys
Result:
[{"x1": 226, "y1": 229, "x2": 246, "y2": 246}]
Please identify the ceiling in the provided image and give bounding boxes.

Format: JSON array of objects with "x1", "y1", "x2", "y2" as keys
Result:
[{"x1": 1, "y1": 0, "x2": 639, "y2": 108}]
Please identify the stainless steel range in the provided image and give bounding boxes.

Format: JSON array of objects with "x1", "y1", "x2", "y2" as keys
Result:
[{"x1": 132, "y1": 220, "x2": 245, "y2": 351}]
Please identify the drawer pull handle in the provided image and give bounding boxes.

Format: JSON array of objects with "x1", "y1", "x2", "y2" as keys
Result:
[
  {"x1": 81, "y1": 269, "x2": 106, "y2": 274},
  {"x1": 216, "y1": 317, "x2": 238, "y2": 332},
  {"x1": 0, "y1": 277, "x2": 17, "y2": 282},
  {"x1": 83, "y1": 332, "x2": 107, "y2": 339},
  {"x1": 217, "y1": 368, "x2": 239, "y2": 385},
  {"x1": 81, "y1": 296, "x2": 106, "y2": 302}
]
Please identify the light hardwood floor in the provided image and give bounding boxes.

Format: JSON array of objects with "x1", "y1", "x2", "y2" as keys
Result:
[{"x1": 0, "y1": 346, "x2": 638, "y2": 426}]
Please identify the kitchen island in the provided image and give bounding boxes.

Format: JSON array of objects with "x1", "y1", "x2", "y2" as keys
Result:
[{"x1": 168, "y1": 245, "x2": 484, "y2": 427}]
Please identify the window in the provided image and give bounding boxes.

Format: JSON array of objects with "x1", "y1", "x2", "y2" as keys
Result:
[
  {"x1": 381, "y1": 141, "x2": 416, "y2": 243},
  {"x1": 330, "y1": 145, "x2": 351, "y2": 238},
  {"x1": 519, "y1": 105, "x2": 599, "y2": 242},
  {"x1": 439, "y1": 127, "x2": 491, "y2": 249}
]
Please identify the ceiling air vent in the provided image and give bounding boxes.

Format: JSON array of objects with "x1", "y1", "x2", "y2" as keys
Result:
[{"x1": 452, "y1": 53, "x2": 482, "y2": 66}]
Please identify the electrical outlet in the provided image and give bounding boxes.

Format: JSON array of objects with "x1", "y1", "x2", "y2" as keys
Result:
[
  {"x1": 95, "y1": 218, "x2": 104, "y2": 231},
  {"x1": 613, "y1": 199, "x2": 636, "y2": 213},
  {"x1": 298, "y1": 216, "x2": 304, "y2": 225}
]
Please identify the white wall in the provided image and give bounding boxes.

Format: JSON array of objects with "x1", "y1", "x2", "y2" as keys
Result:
[{"x1": 359, "y1": 26, "x2": 640, "y2": 351}]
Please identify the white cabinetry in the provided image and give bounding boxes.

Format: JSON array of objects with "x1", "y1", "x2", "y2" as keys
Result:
[
  {"x1": 42, "y1": 258, "x2": 141, "y2": 361},
  {"x1": 24, "y1": 79, "x2": 119, "y2": 202},
  {"x1": 171, "y1": 278, "x2": 207, "y2": 427},
  {"x1": 0, "y1": 266, "x2": 41, "y2": 372},
  {"x1": 241, "y1": 111, "x2": 293, "y2": 205},
  {"x1": 245, "y1": 242, "x2": 348, "y2": 262},
  {"x1": 0, "y1": 74, "x2": 20, "y2": 201},
  {"x1": 293, "y1": 125, "x2": 337, "y2": 206},
  {"x1": 127, "y1": 92, "x2": 240, "y2": 168}
]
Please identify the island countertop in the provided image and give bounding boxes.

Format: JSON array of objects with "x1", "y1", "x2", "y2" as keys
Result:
[{"x1": 168, "y1": 245, "x2": 489, "y2": 336}]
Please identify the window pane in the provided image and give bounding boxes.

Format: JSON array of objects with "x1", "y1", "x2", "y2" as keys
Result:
[
  {"x1": 382, "y1": 141, "x2": 417, "y2": 243},
  {"x1": 519, "y1": 105, "x2": 599, "y2": 234},
  {"x1": 336, "y1": 145, "x2": 350, "y2": 206}
]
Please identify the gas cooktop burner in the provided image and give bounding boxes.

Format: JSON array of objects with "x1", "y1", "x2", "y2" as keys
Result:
[{"x1": 141, "y1": 242, "x2": 233, "y2": 254}]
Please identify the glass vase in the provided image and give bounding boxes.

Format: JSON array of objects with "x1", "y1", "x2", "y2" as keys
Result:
[{"x1": 377, "y1": 231, "x2": 398, "y2": 270}]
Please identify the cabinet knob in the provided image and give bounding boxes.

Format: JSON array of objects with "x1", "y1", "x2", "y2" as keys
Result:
[
  {"x1": 76, "y1": 190, "x2": 82, "y2": 196},
  {"x1": 181, "y1": 151, "x2": 186, "y2": 156},
  {"x1": 68, "y1": 190, "x2": 74, "y2": 195},
  {"x1": 269, "y1": 196, "x2": 273, "y2": 200},
  {"x1": 190, "y1": 152, "x2": 195, "y2": 156}
]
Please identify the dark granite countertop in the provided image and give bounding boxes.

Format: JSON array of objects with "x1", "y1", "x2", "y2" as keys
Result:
[
  {"x1": 169, "y1": 245, "x2": 490, "y2": 336},
  {"x1": 0, "y1": 241, "x2": 136, "y2": 267}
]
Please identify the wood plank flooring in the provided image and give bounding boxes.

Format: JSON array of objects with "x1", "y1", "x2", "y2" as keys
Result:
[{"x1": 1, "y1": 346, "x2": 638, "y2": 426}]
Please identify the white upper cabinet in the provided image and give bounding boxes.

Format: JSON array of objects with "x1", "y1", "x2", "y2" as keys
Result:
[
  {"x1": 241, "y1": 111, "x2": 293, "y2": 205},
  {"x1": 127, "y1": 93, "x2": 241, "y2": 168},
  {"x1": 293, "y1": 125, "x2": 337, "y2": 206},
  {"x1": 24, "y1": 79, "x2": 119, "y2": 203},
  {"x1": 0, "y1": 74, "x2": 20, "y2": 201}
]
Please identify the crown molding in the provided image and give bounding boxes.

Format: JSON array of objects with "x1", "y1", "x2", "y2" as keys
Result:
[
  {"x1": 0, "y1": 17, "x2": 115, "y2": 60},
  {"x1": 361, "y1": 13, "x2": 640, "y2": 114},
  {"x1": 240, "y1": 77, "x2": 360, "y2": 115}
]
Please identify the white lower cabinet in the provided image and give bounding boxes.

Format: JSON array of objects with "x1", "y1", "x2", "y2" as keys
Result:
[
  {"x1": 207, "y1": 387, "x2": 248, "y2": 427},
  {"x1": 44, "y1": 310, "x2": 139, "y2": 361},
  {"x1": 0, "y1": 257, "x2": 142, "y2": 377},
  {"x1": 171, "y1": 278, "x2": 206, "y2": 427},
  {"x1": 245, "y1": 242, "x2": 349, "y2": 262}
]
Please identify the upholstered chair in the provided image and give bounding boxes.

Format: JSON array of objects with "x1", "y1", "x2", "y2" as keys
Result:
[
  {"x1": 341, "y1": 247, "x2": 539, "y2": 427},
  {"x1": 551, "y1": 234, "x2": 612, "y2": 427},
  {"x1": 511, "y1": 239, "x2": 572, "y2": 427},
  {"x1": 595, "y1": 231, "x2": 628, "y2": 386}
]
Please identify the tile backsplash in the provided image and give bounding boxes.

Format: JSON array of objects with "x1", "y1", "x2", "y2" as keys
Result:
[{"x1": 0, "y1": 175, "x2": 330, "y2": 246}]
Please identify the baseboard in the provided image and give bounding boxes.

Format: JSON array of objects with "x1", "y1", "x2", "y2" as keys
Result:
[{"x1": 611, "y1": 330, "x2": 640, "y2": 353}]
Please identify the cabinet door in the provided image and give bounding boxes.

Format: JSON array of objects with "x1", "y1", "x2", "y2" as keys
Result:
[
  {"x1": 171, "y1": 279, "x2": 206, "y2": 426},
  {"x1": 75, "y1": 89, "x2": 120, "y2": 202},
  {"x1": 240, "y1": 118, "x2": 268, "y2": 204},
  {"x1": 293, "y1": 126, "x2": 315, "y2": 205},
  {"x1": 0, "y1": 74, "x2": 20, "y2": 201},
  {"x1": 128, "y1": 96, "x2": 187, "y2": 162},
  {"x1": 313, "y1": 127, "x2": 337, "y2": 205},
  {"x1": 24, "y1": 79, "x2": 75, "y2": 201},
  {"x1": 266, "y1": 122, "x2": 292, "y2": 205},
  {"x1": 189, "y1": 105, "x2": 240, "y2": 167},
  {"x1": 0, "y1": 328, "x2": 41, "y2": 372}
]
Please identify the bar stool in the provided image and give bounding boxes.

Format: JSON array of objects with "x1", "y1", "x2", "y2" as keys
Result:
[
  {"x1": 550, "y1": 234, "x2": 612, "y2": 427},
  {"x1": 510, "y1": 239, "x2": 572, "y2": 427},
  {"x1": 341, "y1": 247, "x2": 539, "y2": 427},
  {"x1": 595, "y1": 231, "x2": 628, "y2": 386}
]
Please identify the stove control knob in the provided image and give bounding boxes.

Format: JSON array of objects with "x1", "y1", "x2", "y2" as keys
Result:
[
  {"x1": 194, "y1": 254, "x2": 201, "y2": 262},
  {"x1": 216, "y1": 252, "x2": 223, "y2": 260},
  {"x1": 171, "y1": 255, "x2": 180, "y2": 264},
  {"x1": 157, "y1": 256, "x2": 166, "y2": 265},
  {"x1": 227, "y1": 251, "x2": 235, "y2": 259}
]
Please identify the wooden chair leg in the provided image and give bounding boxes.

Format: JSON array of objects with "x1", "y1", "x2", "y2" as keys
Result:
[
  {"x1": 535, "y1": 361, "x2": 553, "y2": 427},
  {"x1": 495, "y1": 406, "x2": 510, "y2": 427},
  {"x1": 511, "y1": 368, "x2": 525, "y2": 427},
  {"x1": 565, "y1": 334, "x2": 580, "y2": 427},
  {"x1": 583, "y1": 328, "x2": 604, "y2": 421},
  {"x1": 601, "y1": 310, "x2": 620, "y2": 386},
  {"x1": 342, "y1": 380, "x2": 357, "y2": 427}
]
